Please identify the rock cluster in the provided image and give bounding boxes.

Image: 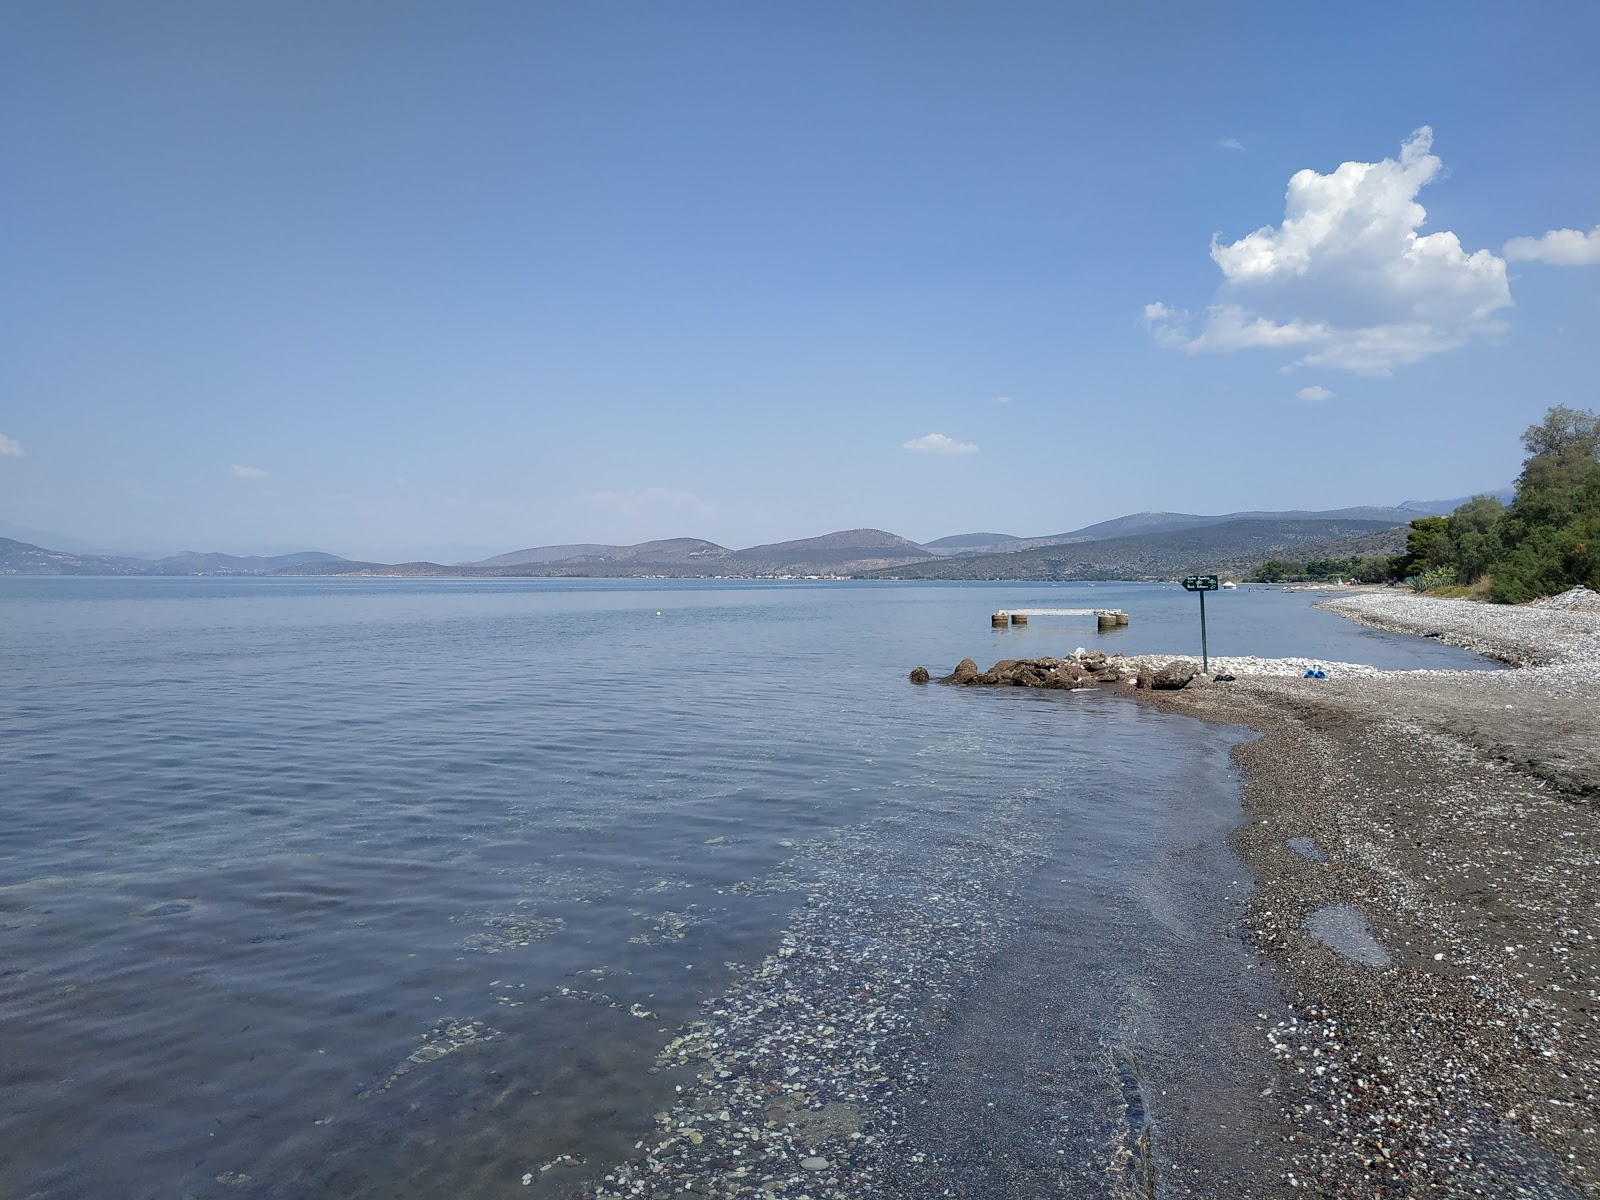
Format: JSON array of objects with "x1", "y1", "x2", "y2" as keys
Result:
[
  {"x1": 917, "y1": 651, "x2": 1220, "y2": 692},
  {"x1": 1532, "y1": 584, "x2": 1600, "y2": 611},
  {"x1": 930, "y1": 650, "x2": 1131, "y2": 689}
]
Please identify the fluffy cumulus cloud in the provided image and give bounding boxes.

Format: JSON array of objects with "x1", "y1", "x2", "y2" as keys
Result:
[
  {"x1": 1503, "y1": 225, "x2": 1600, "y2": 266},
  {"x1": 902, "y1": 433, "x2": 978, "y2": 455},
  {"x1": 1296, "y1": 385, "x2": 1336, "y2": 402},
  {"x1": 1145, "y1": 128, "x2": 1512, "y2": 376},
  {"x1": 0, "y1": 432, "x2": 23, "y2": 457},
  {"x1": 230, "y1": 463, "x2": 270, "y2": 479}
]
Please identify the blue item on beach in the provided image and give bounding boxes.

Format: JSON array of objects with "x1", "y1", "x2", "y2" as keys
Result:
[{"x1": 1303, "y1": 668, "x2": 1328, "y2": 679}]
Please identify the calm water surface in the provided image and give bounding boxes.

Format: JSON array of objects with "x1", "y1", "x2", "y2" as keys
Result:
[{"x1": 0, "y1": 580, "x2": 1489, "y2": 1199}]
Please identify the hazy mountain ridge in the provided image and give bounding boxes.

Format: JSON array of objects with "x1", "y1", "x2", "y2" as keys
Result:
[
  {"x1": 919, "y1": 532, "x2": 1025, "y2": 555},
  {"x1": 1, "y1": 499, "x2": 1450, "y2": 579},
  {"x1": 864, "y1": 520, "x2": 1409, "y2": 582},
  {"x1": 1397, "y1": 488, "x2": 1516, "y2": 515},
  {"x1": 925, "y1": 506, "x2": 1428, "y2": 557},
  {"x1": 468, "y1": 529, "x2": 928, "y2": 578},
  {"x1": 563, "y1": 538, "x2": 733, "y2": 565},
  {"x1": 471, "y1": 543, "x2": 618, "y2": 567},
  {"x1": 0, "y1": 539, "x2": 349, "y2": 576}
]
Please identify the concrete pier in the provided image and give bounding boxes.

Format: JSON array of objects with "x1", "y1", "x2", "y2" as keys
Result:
[{"x1": 993, "y1": 608, "x2": 1129, "y2": 628}]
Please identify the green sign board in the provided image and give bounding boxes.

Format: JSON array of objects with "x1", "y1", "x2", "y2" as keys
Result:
[{"x1": 1182, "y1": 576, "x2": 1218, "y2": 672}]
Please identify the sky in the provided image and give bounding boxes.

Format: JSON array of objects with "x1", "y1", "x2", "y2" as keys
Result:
[{"x1": 3, "y1": 2, "x2": 1598, "y2": 561}]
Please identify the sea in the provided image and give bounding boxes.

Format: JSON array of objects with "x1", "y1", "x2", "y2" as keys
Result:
[{"x1": 0, "y1": 578, "x2": 1492, "y2": 1200}]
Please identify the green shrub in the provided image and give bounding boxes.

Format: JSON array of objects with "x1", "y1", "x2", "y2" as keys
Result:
[
  {"x1": 1407, "y1": 567, "x2": 1456, "y2": 593},
  {"x1": 1397, "y1": 407, "x2": 1599, "y2": 602}
]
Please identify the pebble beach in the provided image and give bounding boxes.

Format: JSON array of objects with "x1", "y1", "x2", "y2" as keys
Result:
[{"x1": 1143, "y1": 587, "x2": 1600, "y2": 1197}]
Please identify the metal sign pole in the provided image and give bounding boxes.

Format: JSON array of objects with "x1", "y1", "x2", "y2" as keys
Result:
[{"x1": 1181, "y1": 575, "x2": 1218, "y2": 675}]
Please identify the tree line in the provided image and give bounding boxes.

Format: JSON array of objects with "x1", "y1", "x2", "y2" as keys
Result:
[{"x1": 1249, "y1": 406, "x2": 1599, "y2": 602}]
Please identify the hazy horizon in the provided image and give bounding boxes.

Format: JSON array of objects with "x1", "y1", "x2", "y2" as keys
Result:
[{"x1": 1, "y1": 485, "x2": 1506, "y2": 565}]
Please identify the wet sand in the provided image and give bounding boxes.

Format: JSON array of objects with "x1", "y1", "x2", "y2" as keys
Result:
[{"x1": 1142, "y1": 592, "x2": 1600, "y2": 1197}]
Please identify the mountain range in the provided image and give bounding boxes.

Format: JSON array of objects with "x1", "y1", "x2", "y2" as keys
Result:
[{"x1": 0, "y1": 499, "x2": 1457, "y2": 581}]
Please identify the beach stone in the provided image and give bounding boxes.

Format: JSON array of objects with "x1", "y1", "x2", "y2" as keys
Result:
[
  {"x1": 908, "y1": 666, "x2": 929, "y2": 684},
  {"x1": 1151, "y1": 659, "x2": 1201, "y2": 690},
  {"x1": 800, "y1": 1157, "x2": 830, "y2": 1171},
  {"x1": 941, "y1": 658, "x2": 979, "y2": 685}
]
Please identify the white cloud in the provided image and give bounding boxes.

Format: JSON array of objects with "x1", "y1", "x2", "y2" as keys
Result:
[
  {"x1": 1296, "y1": 385, "x2": 1336, "y2": 402},
  {"x1": 991, "y1": 395, "x2": 1013, "y2": 406},
  {"x1": 0, "y1": 433, "x2": 23, "y2": 458},
  {"x1": 1219, "y1": 137, "x2": 1246, "y2": 152},
  {"x1": 1503, "y1": 225, "x2": 1600, "y2": 266},
  {"x1": 1145, "y1": 127, "x2": 1511, "y2": 376},
  {"x1": 230, "y1": 463, "x2": 271, "y2": 479},
  {"x1": 902, "y1": 433, "x2": 978, "y2": 455}
]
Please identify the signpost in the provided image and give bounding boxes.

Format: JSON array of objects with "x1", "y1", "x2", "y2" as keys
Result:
[{"x1": 1181, "y1": 575, "x2": 1219, "y2": 674}]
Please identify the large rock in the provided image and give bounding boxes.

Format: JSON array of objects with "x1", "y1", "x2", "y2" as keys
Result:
[
  {"x1": 939, "y1": 658, "x2": 980, "y2": 685},
  {"x1": 1010, "y1": 663, "x2": 1048, "y2": 687},
  {"x1": 1055, "y1": 661, "x2": 1088, "y2": 685},
  {"x1": 1151, "y1": 659, "x2": 1201, "y2": 690},
  {"x1": 934, "y1": 652, "x2": 1128, "y2": 690}
]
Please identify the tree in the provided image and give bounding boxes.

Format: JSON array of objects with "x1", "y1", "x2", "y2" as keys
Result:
[
  {"x1": 1398, "y1": 516, "x2": 1449, "y2": 577},
  {"x1": 1445, "y1": 495, "x2": 1505, "y2": 583},
  {"x1": 1521, "y1": 405, "x2": 1600, "y2": 459},
  {"x1": 1518, "y1": 406, "x2": 1600, "y2": 495}
]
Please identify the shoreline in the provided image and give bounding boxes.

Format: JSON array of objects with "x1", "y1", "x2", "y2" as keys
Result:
[{"x1": 1142, "y1": 592, "x2": 1600, "y2": 1195}]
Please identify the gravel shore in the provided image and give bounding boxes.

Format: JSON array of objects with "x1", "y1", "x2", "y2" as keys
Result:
[{"x1": 1144, "y1": 590, "x2": 1600, "y2": 1197}]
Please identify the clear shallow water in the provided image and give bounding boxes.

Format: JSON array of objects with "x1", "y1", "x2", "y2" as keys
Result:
[{"x1": 0, "y1": 579, "x2": 1490, "y2": 1199}]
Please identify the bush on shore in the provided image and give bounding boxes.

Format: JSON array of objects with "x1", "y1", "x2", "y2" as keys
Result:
[
  {"x1": 1375, "y1": 406, "x2": 1600, "y2": 603},
  {"x1": 1247, "y1": 554, "x2": 1398, "y2": 584}
]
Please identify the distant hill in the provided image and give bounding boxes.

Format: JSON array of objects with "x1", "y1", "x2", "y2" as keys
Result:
[
  {"x1": 1398, "y1": 488, "x2": 1516, "y2": 516},
  {"x1": 3, "y1": 504, "x2": 1432, "y2": 581},
  {"x1": 472, "y1": 543, "x2": 619, "y2": 567},
  {"x1": 922, "y1": 507, "x2": 1424, "y2": 559},
  {"x1": 920, "y1": 532, "x2": 1024, "y2": 555},
  {"x1": 158, "y1": 550, "x2": 344, "y2": 572},
  {"x1": 721, "y1": 528, "x2": 927, "y2": 574},
  {"x1": 867, "y1": 519, "x2": 1408, "y2": 581},
  {"x1": 0, "y1": 538, "x2": 353, "y2": 576},
  {"x1": 0, "y1": 538, "x2": 142, "y2": 575},
  {"x1": 471, "y1": 529, "x2": 926, "y2": 578},
  {"x1": 569, "y1": 538, "x2": 732, "y2": 565},
  {"x1": 281, "y1": 558, "x2": 458, "y2": 577}
]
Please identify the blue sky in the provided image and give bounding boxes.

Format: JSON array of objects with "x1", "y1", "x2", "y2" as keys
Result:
[{"x1": 3, "y1": 2, "x2": 1598, "y2": 560}]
